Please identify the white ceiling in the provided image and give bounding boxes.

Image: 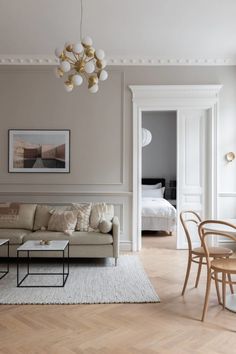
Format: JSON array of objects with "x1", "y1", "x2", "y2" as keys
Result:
[{"x1": 1, "y1": 0, "x2": 236, "y2": 65}]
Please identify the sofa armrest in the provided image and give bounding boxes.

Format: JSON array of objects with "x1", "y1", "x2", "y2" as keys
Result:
[{"x1": 112, "y1": 216, "x2": 120, "y2": 259}]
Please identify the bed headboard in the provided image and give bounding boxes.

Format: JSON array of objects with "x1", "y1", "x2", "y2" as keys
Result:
[{"x1": 142, "y1": 178, "x2": 165, "y2": 187}]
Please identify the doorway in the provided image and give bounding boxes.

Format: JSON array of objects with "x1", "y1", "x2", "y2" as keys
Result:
[
  {"x1": 141, "y1": 111, "x2": 177, "y2": 242},
  {"x1": 129, "y1": 85, "x2": 221, "y2": 251}
]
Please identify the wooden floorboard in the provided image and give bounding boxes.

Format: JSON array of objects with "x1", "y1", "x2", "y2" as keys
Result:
[{"x1": 0, "y1": 235, "x2": 236, "y2": 353}]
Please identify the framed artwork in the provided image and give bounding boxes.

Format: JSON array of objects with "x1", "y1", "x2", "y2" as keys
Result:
[{"x1": 8, "y1": 129, "x2": 70, "y2": 173}]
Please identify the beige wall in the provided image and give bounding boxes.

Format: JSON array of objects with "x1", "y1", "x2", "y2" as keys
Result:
[{"x1": 0, "y1": 65, "x2": 236, "y2": 248}]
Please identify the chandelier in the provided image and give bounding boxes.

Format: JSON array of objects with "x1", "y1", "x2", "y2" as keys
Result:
[{"x1": 54, "y1": 0, "x2": 108, "y2": 93}]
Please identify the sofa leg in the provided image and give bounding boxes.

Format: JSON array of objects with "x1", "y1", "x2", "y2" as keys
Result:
[{"x1": 115, "y1": 258, "x2": 118, "y2": 266}]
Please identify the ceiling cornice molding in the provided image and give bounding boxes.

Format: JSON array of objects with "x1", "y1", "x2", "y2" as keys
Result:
[{"x1": 0, "y1": 55, "x2": 235, "y2": 66}]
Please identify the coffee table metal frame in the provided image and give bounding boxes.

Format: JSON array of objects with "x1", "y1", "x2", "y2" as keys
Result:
[
  {"x1": 0, "y1": 239, "x2": 9, "y2": 280},
  {"x1": 17, "y1": 241, "x2": 69, "y2": 288}
]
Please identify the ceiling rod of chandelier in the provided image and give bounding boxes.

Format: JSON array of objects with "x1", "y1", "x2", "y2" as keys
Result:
[{"x1": 54, "y1": 0, "x2": 108, "y2": 93}]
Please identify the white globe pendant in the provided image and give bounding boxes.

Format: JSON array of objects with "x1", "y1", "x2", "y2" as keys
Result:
[
  {"x1": 142, "y1": 128, "x2": 152, "y2": 147},
  {"x1": 60, "y1": 61, "x2": 71, "y2": 73},
  {"x1": 82, "y1": 36, "x2": 93, "y2": 47},
  {"x1": 72, "y1": 74, "x2": 83, "y2": 86},
  {"x1": 99, "y1": 70, "x2": 108, "y2": 81},
  {"x1": 95, "y1": 49, "x2": 105, "y2": 60},
  {"x1": 89, "y1": 84, "x2": 99, "y2": 93},
  {"x1": 85, "y1": 61, "x2": 95, "y2": 74},
  {"x1": 73, "y1": 42, "x2": 84, "y2": 53}
]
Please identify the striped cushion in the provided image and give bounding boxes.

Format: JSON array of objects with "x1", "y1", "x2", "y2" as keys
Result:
[{"x1": 72, "y1": 203, "x2": 92, "y2": 231}]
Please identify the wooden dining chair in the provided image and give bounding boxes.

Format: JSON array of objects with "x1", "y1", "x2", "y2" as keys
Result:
[
  {"x1": 199, "y1": 220, "x2": 236, "y2": 321},
  {"x1": 180, "y1": 211, "x2": 233, "y2": 296}
]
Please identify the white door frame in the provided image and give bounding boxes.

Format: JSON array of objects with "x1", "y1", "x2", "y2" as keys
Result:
[{"x1": 129, "y1": 85, "x2": 222, "y2": 251}]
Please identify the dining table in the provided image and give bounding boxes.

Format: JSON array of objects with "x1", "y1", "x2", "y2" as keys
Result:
[{"x1": 205, "y1": 218, "x2": 236, "y2": 313}]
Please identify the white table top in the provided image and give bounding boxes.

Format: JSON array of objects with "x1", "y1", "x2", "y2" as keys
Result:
[
  {"x1": 17, "y1": 240, "x2": 69, "y2": 252},
  {"x1": 0, "y1": 239, "x2": 9, "y2": 246}
]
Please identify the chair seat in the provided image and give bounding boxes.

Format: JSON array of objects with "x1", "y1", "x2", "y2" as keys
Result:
[
  {"x1": 192, "y1": 246, "x2": 233, "y2": 257},
  {"x1": 211, "y1": 258, "x2": 236, "y2": 273}
]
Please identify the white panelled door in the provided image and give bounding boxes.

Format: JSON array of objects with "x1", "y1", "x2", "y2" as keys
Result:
[{"x1": 177, "y1": 109, "x2": 208, "y2": 249}]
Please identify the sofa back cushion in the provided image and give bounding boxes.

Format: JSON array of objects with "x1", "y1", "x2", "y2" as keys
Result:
[
  {"x1": 0, "y1": 203, "x2": 37, "y2": 230},
  {"x1": 90, "y1": 203, "x2": 114, "y2": 231},
  {"x1": 33, "y1": 204, "x2": 71, "y2": 230},
  {"x1": 48, "y1": 210, "x2": 78, "y2": 232}
]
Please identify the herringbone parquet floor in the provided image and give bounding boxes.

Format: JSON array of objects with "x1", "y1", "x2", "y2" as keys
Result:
[{"x1": 1, "y1": 235, "x2": 236, "y2": 354}]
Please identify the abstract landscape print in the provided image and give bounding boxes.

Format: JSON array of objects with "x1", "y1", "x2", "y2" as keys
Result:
[{"x1": 8, "y1": 130, "x2": 70, "y2": 173}]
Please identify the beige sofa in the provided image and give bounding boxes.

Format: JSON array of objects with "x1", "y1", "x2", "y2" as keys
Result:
[{"x1": 0, "y1": 203, "x2": 120, "y2": 265}]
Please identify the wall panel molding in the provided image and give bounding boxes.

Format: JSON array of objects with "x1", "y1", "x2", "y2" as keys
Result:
[
  {"x1": 0, "y1": 191, "x2": 132, "y2": 197},
  {"x1": 218, "y1": 192, "x2": 236, "y2": 197}
]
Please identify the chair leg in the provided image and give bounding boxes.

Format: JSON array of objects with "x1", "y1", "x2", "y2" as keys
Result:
[
  {"x1": 222, "y1": 272, "x2": 226, "y2": 310},
  {"x1": 214, "y1": 271, "x2": 221, "y2": 305},
  {"x1": 195, "y1": 257, "x2": 203, "y2": 288},
  {"x1": 201, "y1": 271, "x2": 212, "y2": 322},
  {"x1": 228, "y1": 273, "x2": 234, "y2": 294},
  {"x1": 182, "y1": 255, "x2": 192, "y2": 296}
]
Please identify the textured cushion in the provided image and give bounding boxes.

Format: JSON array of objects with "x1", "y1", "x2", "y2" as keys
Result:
[
  {"x1": 98, "y1": 220, "x2": 112, "y2": 234},
  {"x1": 0, "y1": 229, "x2": 32, "y2": 244},
  {"x1": 90, "y1": 203, "x2": 114, "y2": 230},
  {"x1": 72, "y1": 203, "x2": 92, "y2": 231},
  {"x1": 23, "y1": 231, "x2": 113, "y2": 245},
  {"x1": 0, "y1": 204, "x2": 36, "y2": 230},
  {"x1": 33, "y1": 205, "x2": 70, "y2": 230},
  {"x1": 48, "y1": 210, "x2": 78, "y2": 232}
]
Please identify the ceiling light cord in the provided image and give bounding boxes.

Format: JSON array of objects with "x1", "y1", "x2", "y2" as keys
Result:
[{"x1": 80, "y1": 0, "x2": 83, "y2": 41}]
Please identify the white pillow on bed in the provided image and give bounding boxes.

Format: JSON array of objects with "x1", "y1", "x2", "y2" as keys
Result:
[
  {"x1": 142, "y1": 182, "x2": 162, "y2": 190},
  {"x1": 142, "y1": 187, "x2": 165, "y2": 198}
]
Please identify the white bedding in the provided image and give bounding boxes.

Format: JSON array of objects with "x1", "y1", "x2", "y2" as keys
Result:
[{"x1": 142, "y1": 197, "x2": 176, "y2": 232}]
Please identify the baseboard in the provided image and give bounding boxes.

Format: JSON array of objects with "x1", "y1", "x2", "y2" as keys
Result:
[{"x1": 120, "y1": 241, "x2": 132, "y2": 252}]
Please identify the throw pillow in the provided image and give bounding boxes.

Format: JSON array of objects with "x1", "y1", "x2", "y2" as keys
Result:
[
  {"x1": 33, "y1": 205, "x2": 70, "y2": 231},
  {"x1": 90, "y1": 203, "x2": 114, "y2": 231},
  {"x1": 48, "y1": 210, "x2": 78, "y2": 232},
  {"x1": 71, "y1": 203, "x2": 92, "y2": 231},
  {"x1": 98, "y1": 220, "x2": 112, "y2": 234}
]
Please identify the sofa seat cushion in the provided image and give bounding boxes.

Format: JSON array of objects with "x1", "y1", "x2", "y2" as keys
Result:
[
  {"x1": 0, "y1": 229, "x2": 32, "y2": 244},
  {"x1": 23, "y1": 231, "x2": 113, "y2": 245}
]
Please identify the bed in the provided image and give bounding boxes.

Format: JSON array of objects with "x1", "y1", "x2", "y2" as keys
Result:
[{"x1": 142, "y1": 178, "x2": 176, "y2": 233}]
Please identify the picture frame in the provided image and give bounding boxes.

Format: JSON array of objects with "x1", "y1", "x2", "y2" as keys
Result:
[{"x1": 8, "y1": 129, "x2": 70, "y2": 173}]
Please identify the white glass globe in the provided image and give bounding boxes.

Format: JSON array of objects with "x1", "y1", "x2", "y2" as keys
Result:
[
  {"x1": 73, "y1": 42, "x2": 84, "y2": 54},
  {"x1": 99, "y1": 70, "x2": 108, "y2": 81},
  {"x1": 72, "y1": 74, "x2": 83, "y2": 86},
  {"x1": 82, "y1": 36, "x2": 93, "y2": 46},
  {"x1": 95, "y1": 49, "x2": 105, "y2": 60},
  {"x1": 89, "y1": 84, "x2": 99, "y2": 93},
  {"x1": 60, "y1": 61, "x2": 71, "y2": 73},
  {"x1": 85, "y1": 61, "x2": 95, "y2": 74},
  {"x1": 55, "y1": 47, "x2": 64, "y2": 58}
]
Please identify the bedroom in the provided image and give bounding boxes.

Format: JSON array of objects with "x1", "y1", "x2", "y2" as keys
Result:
[{"x1": 142, "y1": 111, "x2": 177, "y2": 241}]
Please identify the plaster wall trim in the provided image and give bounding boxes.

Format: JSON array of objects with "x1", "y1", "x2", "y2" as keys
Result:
[{"x1": 0, "y1": 55, "x2": 235, "y2": 66}]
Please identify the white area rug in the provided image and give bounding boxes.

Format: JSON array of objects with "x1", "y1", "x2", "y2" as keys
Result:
[{"x1": 0, "y1": 256, "x2": 160, "y2": 304}]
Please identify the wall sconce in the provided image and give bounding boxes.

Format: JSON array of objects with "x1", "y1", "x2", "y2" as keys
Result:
[{"x1": 225, "y1": 152, "x2": 235, "y2": 162}]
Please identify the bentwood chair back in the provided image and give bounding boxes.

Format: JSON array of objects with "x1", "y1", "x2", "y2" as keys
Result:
[
  {"x1": 180, "y1": 212, "x2": 233, "y2": 297},
  {"x1": 199, "y1": 220, "x2": 236, "y2": 321},
  {"x1": 180, "y1": 211, "x2": 202, "y2": 295}
]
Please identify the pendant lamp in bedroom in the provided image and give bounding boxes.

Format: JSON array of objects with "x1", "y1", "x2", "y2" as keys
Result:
[{"x1": 142, "y1": 128, "x2": 152, "y2": 147}]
